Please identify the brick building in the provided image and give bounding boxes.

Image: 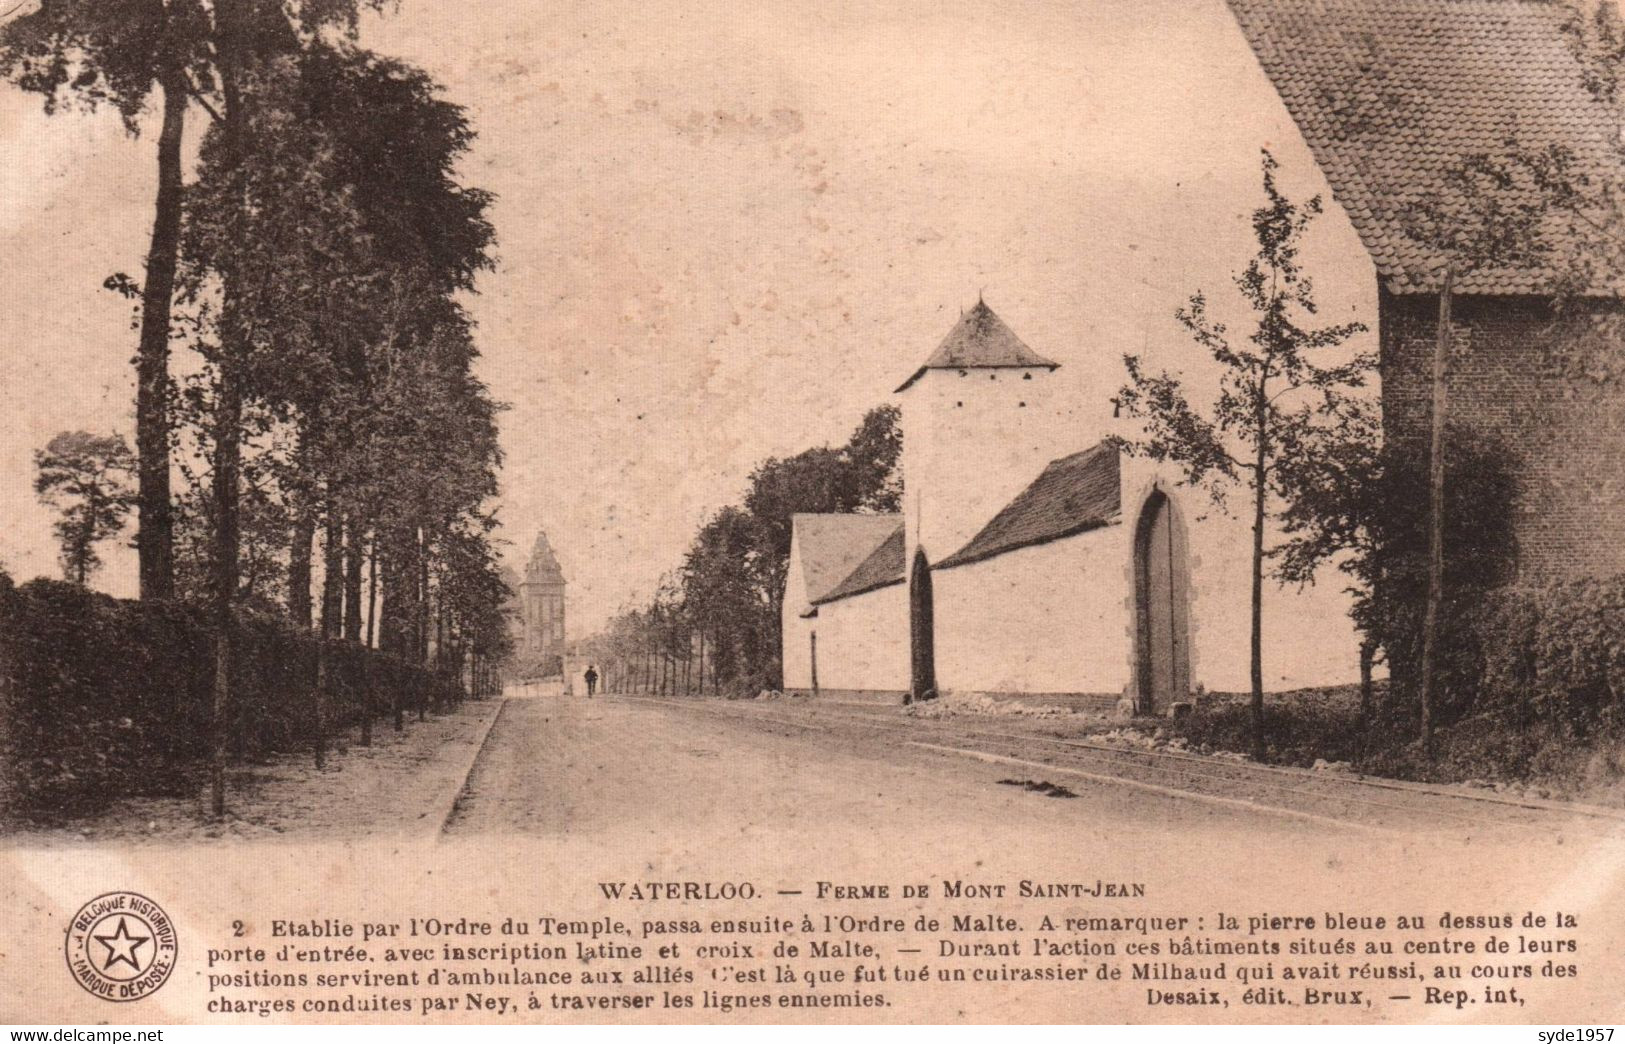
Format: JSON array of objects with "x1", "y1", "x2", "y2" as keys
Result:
[{"x1": 1229, "y1": 0, "x2": 1625, "y2": 581}]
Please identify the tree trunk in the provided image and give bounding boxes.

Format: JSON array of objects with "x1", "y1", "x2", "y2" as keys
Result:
[
  {"x1": 366, "y1": 537, "x2": 378, "y2": 649},
  {"x1": 1419, "y1": 264, "x2": 1454, "y2": 754},
  {"x1": 1359, "y1": 639, "x2": 1375, "y2": 722},
  {"x1": 422, "y1": 523, "x2": 435, "y2": 718},
  {"x1": 435, "y1": 597, "x2": 446, "y2": 675},
  {"x1": 360, "y1": 635, "x2": 374, "y2": 747},
  {"x1": 288, "y1": 506, "x2": 314, "y2": 627},
  {"x1": 209, "y1": 367, "x2": 242, "y2": 818},
  {"x1": 315, "y1": 507, "x2": 342, "y2": 769},
  {"x1": 380, "y1": 543, "x2": 404, "y2": 731},
  {"x1": 1248, "y1": 386, "x2": 1270, "y2": 760},
  {"x1": 135, "y1": 70, "x2": 186, "y2": 602},
  {"x1": 343, "y1": 514, "x2": 363, "y2": 641},
  {"x1": 210, "y1": 0, "x2": 250, "y2": 818}
]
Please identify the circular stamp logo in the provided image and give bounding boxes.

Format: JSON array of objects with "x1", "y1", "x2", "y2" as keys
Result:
[{"x1": 64, "y1": 892, "x2": 178, "y2": 1002}]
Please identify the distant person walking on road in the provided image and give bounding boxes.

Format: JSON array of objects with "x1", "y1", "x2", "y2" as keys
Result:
[{"x1": 584, "y1": 665, "x2": 598, "y2": 697}]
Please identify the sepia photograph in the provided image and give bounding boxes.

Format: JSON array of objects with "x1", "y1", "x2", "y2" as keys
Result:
[{"x1": 2, "y1": 0, "x2": 1624, "y2": 1029}]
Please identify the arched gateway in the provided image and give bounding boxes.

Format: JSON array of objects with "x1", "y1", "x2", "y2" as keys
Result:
[{"x1": 1133, "y1": 489, "x2": 1190, "y2": 713}]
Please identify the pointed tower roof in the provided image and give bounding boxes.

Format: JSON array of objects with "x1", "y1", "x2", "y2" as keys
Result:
[
  {"x1": 523, "y1": 530, "x2": 565, "y2": 585},
  {"x1": 895, "y1": 299, "x2": 1059, "y2": 392}
]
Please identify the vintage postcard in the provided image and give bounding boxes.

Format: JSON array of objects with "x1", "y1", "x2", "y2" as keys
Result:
[{"x1": 2, "y1": 0, "x2": 1624, "y2": 1027}]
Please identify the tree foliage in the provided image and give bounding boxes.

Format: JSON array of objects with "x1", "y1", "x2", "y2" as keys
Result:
[
  {"x1": 1, "y1": 0, "x2": 404, "y2": 601},
  {"x1": 6, "y1": 3, "x2": 512, "y2": 813},
  {"x1": 33, "y1": 431, "x2": 137, "y2": 585},
  {"x1": 585, "y1": 405, "x2": 902, "y2": 696}
]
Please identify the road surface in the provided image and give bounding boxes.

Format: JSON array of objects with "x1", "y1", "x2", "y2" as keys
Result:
[{"x1": 443, "y1": 689, "x2": 1619, "y2": 852}]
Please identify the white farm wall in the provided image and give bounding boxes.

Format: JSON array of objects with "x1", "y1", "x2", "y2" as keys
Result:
[
  {"x1": 781, "y1": 537, "x2": 814, "y2": 691},
  {"x1": 805, "y1": 584, "x2": 909, "y2": 694},
  {"x1": 923, "y1": 460, "x2": 1365, "y2": 700},
  {"x1": 931, "y1": 526, "x2": 1133, "y2": 698},
  {"x1": 783, "y1": 605, "x2": 815, "y2": 691},
  {"x1": 901, "y1": 365, "x2": 1074, "y2": 570}
]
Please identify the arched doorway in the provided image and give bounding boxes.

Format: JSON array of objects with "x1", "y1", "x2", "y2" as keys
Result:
[
  {"x1": 1134, "y1": 490, "x2": 1189, "y2": 713},
  {"x1": 909, "y1": 547, "x2": 936, "y2": 703}
]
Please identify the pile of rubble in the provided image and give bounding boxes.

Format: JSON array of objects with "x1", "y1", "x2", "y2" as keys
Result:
[{"x1": 904, "y1": 691, "x2": 1081, "y2": 720}]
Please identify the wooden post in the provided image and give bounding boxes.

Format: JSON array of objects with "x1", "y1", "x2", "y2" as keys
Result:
[
  {"x1": 1419, "y1": 262, "x2": 1455, "y2": 753},
  {"x1": 810, "y1": 631, "x2": 819, "y2": 696}
]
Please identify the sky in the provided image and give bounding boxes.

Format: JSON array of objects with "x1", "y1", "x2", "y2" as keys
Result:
[{"x1": 0, "y1": 0, "x2": 1379, "y2": 637}]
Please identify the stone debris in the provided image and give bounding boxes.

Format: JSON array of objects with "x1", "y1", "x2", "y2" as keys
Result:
[
  {"x1": 904, "y1": 691, "x2": 1078, "y2": 720},
  {"x1": 1092, "y1": 726, "x2": 1250, "y2": 763}
]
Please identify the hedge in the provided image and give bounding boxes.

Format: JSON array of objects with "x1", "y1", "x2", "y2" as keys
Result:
[
  {"x1": 1383, "y1": 574, "x2": 1625, "y2": 737},
  {"x1": 0, "y1": 578, "x2": 459, "y2": 820},
  {"x1": 1465, "y1": 576, "x2": 1625, "y2": 733}
]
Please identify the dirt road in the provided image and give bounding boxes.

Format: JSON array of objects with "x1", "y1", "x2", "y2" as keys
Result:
[{"x1": 448, "y1": 691, "x2": 1381, "y2": 843}]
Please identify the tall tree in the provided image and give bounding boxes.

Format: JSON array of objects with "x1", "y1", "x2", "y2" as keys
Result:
[
  {"x1": 177, "y1": 0, "x2": 408, "y2": 814},
  {"x1": 1116, "y1": 151, "x2": 1370, "y2": 757},
  {"x1": 1, "y1": 0, "x2": 394, "y2": 602},
  {"x1": 1, "y1": 0, "x2": 213, "y2": 599},
  {"x1": 33, "y1": 431, "x2": 138, "y2": 585},
  {"x1": 742, "y1": 405, "x2": 904, "y2": 631}
]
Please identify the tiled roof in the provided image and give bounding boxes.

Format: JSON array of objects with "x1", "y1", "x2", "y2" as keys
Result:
[
  {"x1": 791, "y1": 513, "x2": 902, "y2": 605},
  {"x1": 936, "y1": 441, "x2": 1122, "y2": 570},
  {"x1": 895, "y1": 301, "x2": 1059, "y2": 392},
  {"x1": 814, "y1": 524, "x2": 906, "y2": 604},
  {"x1": 1227, "y1": 0, "x2": 1621, "y2": 295}
]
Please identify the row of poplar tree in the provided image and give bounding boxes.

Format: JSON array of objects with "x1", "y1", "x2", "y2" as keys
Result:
[{"x1": 4, "y1": 2, "x2": 513, "y2": 802}]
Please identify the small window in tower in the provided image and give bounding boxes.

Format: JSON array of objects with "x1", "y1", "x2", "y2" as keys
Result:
[
  {"x1": 1023, "y1": 372, "x2": 1032, "y2": 380},
  {"x1": 989, "y1": 373, "x2": 996, "y2": 380},
  {"x1": 1019, "y1": 401, "x2": 1027, "y2": 408},
  {"x1": 956, "y1": 401, "x2": 963, "y2": 407}
]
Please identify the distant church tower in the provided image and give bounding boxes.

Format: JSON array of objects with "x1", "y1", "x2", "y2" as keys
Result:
[{"x1": 520, "y1": 531, "x2": 567, "y2": 664}]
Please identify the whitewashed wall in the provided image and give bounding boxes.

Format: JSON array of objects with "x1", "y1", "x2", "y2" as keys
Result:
[
  {"x1": 781, "y1": 536, "x2": 814, "y2": 690},
  {"x1": 802, "y1": 584, "x2": 909, "y2": 694},
  {"x1": 920, "y1": 455, "x2": 1365, "y2": 698},
  {"x1": 901, "y1": 365, "x2": 1074, "y2": 568},
  {"x1": 932, "y1": 525, "x2": 1133, "y2": 696}
]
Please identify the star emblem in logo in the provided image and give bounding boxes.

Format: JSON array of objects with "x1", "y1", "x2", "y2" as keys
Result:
[
  {"x1": 66, "y1": 892, "x2": 176, "y2": 1001},
  {"x1": 92, "y1": 916, "x2": 150, "y2": 973}
]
